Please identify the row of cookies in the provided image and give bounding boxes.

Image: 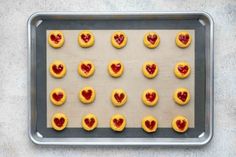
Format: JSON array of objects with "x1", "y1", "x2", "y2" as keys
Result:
[
  {"x1": 48, "y1": 30, "x2": 192, "y2": 49},
  {"x1": 51, "y1": 113, "x2": 189, "y2": 133},
  {"x1": 50, "y1": 60, "x2": 191, "y2": 79}
]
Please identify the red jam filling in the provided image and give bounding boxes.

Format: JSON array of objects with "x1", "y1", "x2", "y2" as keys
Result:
[
  {"x1": 81, "y1": 64, "x2": 92, "y2": 74},
  {"x1": 113, "y1": 118, "x2": 124, "y2": 127},
  {"x1": 52, "y1": 92, "x2": 63, "y2": 101},
  {"x1": 178, "y1": 34, "x2": 190, "y2": 44},
  {"x1": 111, "y1": 63, "x2": 121, "y2": 73},
  {"x1": 82, "y1": 89, "x2": 92, "y2": 100},
  {"x1": 147, "y1": 34, "x2": 157, "y2": 44},
  {"x1": 145, "y1": 120, "x2": 156, "y2": 130},
  {"x1": 177, "y1": 91, "x2": 188, "y2": 102},
  {"x1": 84, "y1": 118, "x2": 95, "y2": 127},
  {"x1": 52, "y1": 64, "x2": 63, "y2": 74},
  {"x1": 178, "y1": 65, "x2": 189, "y2": 74},
  {"x1": 146, "y1": 64, "x2": 156, "y2": 74},
  {"x1": 54, "y1": 117, "x2": 65, "y2": 127},
  {"x1": 114, "y1": 93, "x2": 125, "y2": 103},
  {"x1": 176, "y1": 119, "x2": 186, "y2": 130},
  {"x1": 114, "y1": 34, "x2": 124, "y2": 45},
  {"x1": 81, "y1": 34, "x2": 91, "y2": 43},
  {"x1": 50, "y1": 34, "x2": 62, "y2": 44},
  {"x1": 145, "y1": 92, "x2": 156, "y2": 102}
]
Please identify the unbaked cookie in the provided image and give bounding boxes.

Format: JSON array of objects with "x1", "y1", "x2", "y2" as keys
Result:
[
  {"x1": 141, "y1": 115, "x2": 158, "y2": 133},
  {"x1": 110, "y1": 114, "x2": 126, "y2": 132},
  {"x1": 48, "y1": 31, "x2": 65, "y2": 48},
  {"x1": 82, "y1": 113, "x2": 98, "y2": 131},
  {"x1": 174, "y1": 62, "x2": 191, "y2": 79},
  {"x1": 49, "y1": 60, "x2": 66, "y2": 78},
  {"x1": 50, "y1": 88, "x2": 67, "y2": 106},
  {"x1": 79, "y1": 86, "x2": 96, "y2": 104},
  {"x1": 78, "y1": 60, "x2": 95, "y2": 78},
  {"x1": 176, "y1": 31, "x2": 192, "y2": 48},
  {"x1": 108, "y1": 60, "x2": 124, "y2": 78},
  {"x1": 172, "y1": 115, "x2": 189, "y2": 133},
  {"x1": 111, "y1": 89, "x2": 127, "y2": 107},
  {"x1": 142, "y1": 89, "x2": 159, "y2": 107},
  {"x1": 143, "y1": 32, "x2": 160, "y2": 49},
  {"x1": 173, "y1": 88, "x2": 190, "y2": 105},
  {"x1": 111, "y1": 31, "x2": 127, "y2": 49},
  {"x1": 78, "y1": 30, "x2": 95, "y2": 48},
  {"x1": 142, "y1": 61, "x2": 158, "y2": 79},
  {"x1": 51, "y1": 113, "x2": 68, "y2": 131}
]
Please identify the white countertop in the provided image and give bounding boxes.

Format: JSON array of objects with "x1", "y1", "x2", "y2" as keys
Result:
[{"x1": 0, "y1": 0, "x2": 236, "y2": 156}]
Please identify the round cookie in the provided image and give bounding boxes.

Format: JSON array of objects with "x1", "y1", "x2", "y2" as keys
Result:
[
  {"x1": 110, "y1": 114, "x2": 126, "y2": 132},
  {"x1": 78, "y1": 30, "x2": 95, "y2": 48},
  {"x1": 141, "y1": 115, "x2": 158, "y2": 133},
  {"x1": 78, "y1": 60, "x2": 95, "y2": 78},
  {"x1": 172, "y1": 115, "x2": 189, "y2": 133},
  {"x1": 143, "y1": 32, "x2": 160, "y2": 49},
  {"x1": 50, "y1": 88, "x2": 67, "y2": 106},
  {"x1": 108, "y1": 60, "x2": 124, "y2": 78},
  {"x1": 176, "y1": 31, "x2": 192, "y2": 48},
  {"x1": 174, "y1": 62, "x2": 191, "y2": 79},
  {"x1": 142, "y1": 89, "x2": 159, "y2": 107},
  {"x1": 49, "y1": 60, "x2": 66, "y2": 78},
  {"x1": 79, "y1": 86, "x2": 96, "y2": 104},
  {"x1": 142, "y1": 61, "x2": 158, "y2": 79},
  {"x1": 173, "y1": 88, "x2": 190, "y2": 105},
  {"x1": 111, "y1": 31, "x2": 127, "y2": 49},
  {"x1": 111, "y1": 89, "x2": 128, "y2": 107},
  {"x1": 51, "y1": 113, "x2": 68, "y2": 131},
  {"x1": 48, "y1": 31, "x2": 65, "y2": 48},
  {"x1": 82, "y1": 113, "x2": 98, "y2": 131}
]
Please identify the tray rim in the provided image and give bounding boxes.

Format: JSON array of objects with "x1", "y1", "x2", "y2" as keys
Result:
[{"x1": 27, "y1": 11, "x2": 214, "y2": 146}]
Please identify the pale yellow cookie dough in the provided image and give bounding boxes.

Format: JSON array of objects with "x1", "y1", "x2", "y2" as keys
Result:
[
  {"x1": 111, "y1": 31, "x2": 127, "y2": 49},
  {"x1": 176, "y1": 31, "x2": 192, "y2": 48},
  {"x1": 141, "y1": 115, "x2": 158, "y2": 133},
  {"x1": 172, "y1": 115, "x2": 189, "y2": 133},
  {"x1": 173, "y1": 88, "x2": 190, "y2": 105},
  {"x1": 48, "y1": 31, "x2": 65, "y2": 48},
  {"x1": 78, "y1": 60, "x2": 95, "y2": 78},
  {"x1": 111, "y1": 89, "x2": 127, "y2": 107},
  {"x1": 142, "y1": 89, "x2": 159, "y2": 107},
  {"x1": 51, "y1": 113, "x2": 68, "y2": 131},
  {"x1": 108, "y1": 60, "x2": 124, "y2": 78},
  {"x1": 143, "y1": 32, "x2": 160, "y2": 49},
  {"x1": 79, "y1": 86, "x2": 96, "y2": 104},
  {"x1": 78, "y1": 30, "x2": 95, "y2": 48},
  {"x1": 110, "y1": 114, "x2": 126, "y2": 132},
  {"x1": 142, "y1": 61, "x2": 158, "y2": 79},
  {"x1": 82, "y1": 113, "x2": 98, "y2": 131},
  {"x1": 174, "y1": 62, "x2": 191, "y2": 79},
  {"x1": 50, "y1": 88, "x2": 67, "y2": 106},
  {"x1": 49, "y1": 60, "x2": 67, "y2": 78}
]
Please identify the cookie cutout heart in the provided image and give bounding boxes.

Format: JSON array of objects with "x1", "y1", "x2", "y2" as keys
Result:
[
  {"x1": 146, "y1": 92, "x2": 156, "y2": 102},
  {"x1": 146, "y1": 64, "x2": 156, "y2": 74},
  {"x1": 52, "y1": 92, "x2": 63, "y2": 101},
  {"x1": 114, "y1": 93, "x2": 125, "y2": 103},
  {"x1": 82, "y1": 90, "x2": 92, "y2": 100},
  {"x1": 147, "y1": 34, "x2": 157, "y2": 45},
  {"x1": 113, "y1": 118, "x2": 124, "y2": 127},
  {"x1": 178, "y1": 65, "x2": 189, "y2": 74},
  {"x1": 52, "y1": 64, "x2": 63, "y2": 74},
  {"x1": 54, "y1": 117, "x2": 65, "y2": 127},
  {"x1": 84, "y1": 118, "x2": 95, "y2": 127},
  {"x1": 114, "y1": 34, "x2": 124, "y2": 45},
  {"x1": 177, "y1": 91, "x2": 188, "y2": 102},
  {"x1": 111, "y1": 63, "x2": 121, "y2": 73},
  {"x1": 81, "y1": 64, "x2": 92, "y2": 74},
  {"x1": 50, "y1": 34, "x2": 62, "y2": 44},
  {"x1": 145, "y1": 120, "x2": 156, "y2": 130},
  {"x1": 81, "y1": 34, "x2": 91, "y2": 43},
  {"x1": 178, "y1": 34, "x2": 190, "y2": 45},
  {"x1": 176, "y1": 119, "x2": 186, "y2": 130}
]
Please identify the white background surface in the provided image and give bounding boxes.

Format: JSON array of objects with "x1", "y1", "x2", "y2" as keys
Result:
[{"x1": 0, "y1": 0, "x2": 235, "y2": 156}]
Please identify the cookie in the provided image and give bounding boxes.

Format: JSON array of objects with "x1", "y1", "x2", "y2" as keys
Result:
[
  {"x1": 48, "y1": 31, "x2": 65, "y2": 48},
  {"x1": 79, "y1": 86, "x2": 96, "y2": 104},
  {"x1": 51, "y1": 113, "x2": 68, "y2": 131},
  {"x1": 143, "y1": 32, "x2": 160, "y2": 49},
  {"x1": 78, "y1": 30, "x2": 95, "y2": 48},
  {"x1": 111, "y1": 31, "x2": 127, "y2": 49},
  {"x1": 174, "y1": 62, "x2": 191, "y2": 79},
  {"x1": 108, "y1": 60, "x2": 124, "y2": 78},
  {"x1": 49, "y1": 60, "x2": 66, "y2": 78},
  {"x1": 172, "y1": 115, "x2": 189, "y2": 133},
  {"x1": 50, "y1": 88, "x2": 67, "y2": 106},
  {"x1": 176, "y1": 31, "x2": 192, "y2": 48},
  {"x1": 82, "y1": 113, "x2": 98, "y2": 131},
  {"x1": 111, "y1": 89, "x2": 128, "y2": 107},
  {"x1": 110, "y1": 114, "x2": 126, "y2": 132},
  {"x1": 173, "y1": 88, "x2": 190, "y2": 105},
  {"x1": 78, "y1": 60, "x2": 95, "y2": 78},
  {"x1": 141, "y1": 116, "x2": 158, "y2": 133},
  {"x1": 142, "y1": 89, "x2": 159, "y2": 107},
  {"x1": 142, "y1": 61, "x2": 158, "y2": 79}
]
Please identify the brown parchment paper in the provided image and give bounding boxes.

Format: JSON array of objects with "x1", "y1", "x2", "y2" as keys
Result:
[{"x1": 46, "y1": 30, "x2": 195, "y2": 128}]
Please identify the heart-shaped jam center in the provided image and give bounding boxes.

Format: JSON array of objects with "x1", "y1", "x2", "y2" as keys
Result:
[
  {"x1": 54, "y1": 117, "x2": 65, "y2": 127},
  {"x1": 52, "y1": 64, "x2": 63, "y2": 74},
  {"x1": 145, "y1": 120, "x2": 156, "y2": 130},
  {"x1": 178, "y1": 65, "x2": 189, "y2": 74},
  {"x1": 147, "y1": 34, "x2": 157, "y2": 45},
  {"x1": 114, "y1": 93, "x2": 125, "y2": 103},
  {"x1": 111, "y1": 63, "x2": 121, "y2": 73},
  {"x1": 146, "y1": 64, "x2": 156, "y2": 74},
  {"x1": 52, "y1": 92, "x2": 63, "y2": 101},
  {"x1": 176, "y1": 119, "x2": 186, "y2": 130},
  {"x1": 81, "y1": 34, "x2": 91, "y2": 43},
  {"x1": 177, "y1": 91, "x2": 188, "y2": 102},
  {"x1": 178, "y1": 34, "x2": 190, "y2": 45},
  {"x1": 84, "y1": 118, "x2": 95, "y2": 127},
  {"x1": 50, "y1": 34, "x2": 62, "y2": 44},
  {"x1": 145, "y1": 92, "x2": 156, "y2": 102},
  {"x1": 81, "y1": 64, "x2": 92, "y2": 74},
  {"x1": 82, "y1": 90, "x2": 92, "y2": 100},
  {"x1": 113, "y1": 118, "x2": 124, "y2": 127},
  {"x1": 114, "y1": 34, "x2": 124, "y2": 45}
]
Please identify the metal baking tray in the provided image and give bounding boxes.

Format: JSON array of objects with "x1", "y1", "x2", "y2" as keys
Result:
[{"x1": 28, "y1": 12, "x2": 214, "y2": 145}]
